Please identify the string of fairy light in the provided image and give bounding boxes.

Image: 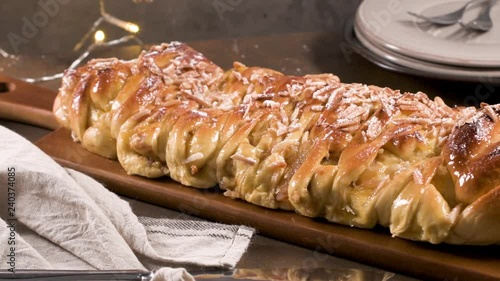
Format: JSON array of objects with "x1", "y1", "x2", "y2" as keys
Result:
[{"x1": 1, "y1": 0, "x2": 147, "y2": 83}]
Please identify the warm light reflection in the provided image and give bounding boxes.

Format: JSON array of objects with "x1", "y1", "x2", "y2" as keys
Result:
[
  {"x1": 94, "y1": 30, "x2": 106, "y2": 43},
  {"x1": 125, "y1": 23, "x2": 140, "y2": 33}
]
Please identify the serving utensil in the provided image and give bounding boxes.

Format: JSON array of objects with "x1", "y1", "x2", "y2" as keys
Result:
[
  {"x1": 460, "y1": 0, "x2": 495, "y2": 31},
  {"x1": 0, "y1": 268, "x2": 393, "y2": 281},
  {"x1": 0, "y1": 269, "x2": 234, "y2": 281},
  {"x1": 407, "y1": 0, "x2": 477, "y2": 25},
  {"x1": 0, "y1": 270, "x2": 153, "y2": 281}
]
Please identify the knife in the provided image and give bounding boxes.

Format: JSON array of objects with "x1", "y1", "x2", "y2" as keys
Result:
[
  {"x1": 0, "y1": 269, "x2": 235, "y2": 281},
  {"x1": 0, "y1": 270, "x2": 153, "y2": 281},
  {"x1": 0, "y1": 268, "x2": 396, "y2": 281}
]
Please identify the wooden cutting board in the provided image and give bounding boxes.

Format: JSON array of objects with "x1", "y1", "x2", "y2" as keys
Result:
[
  {"x1": 34, "y1": 129, "x2": 500, "y2": 281},
  {"x1": 1, "y1": 51, "x2": 499, "y2": 280},
  {"x1": 0, "y1": 74, "x2": 58, "y2": 130}
]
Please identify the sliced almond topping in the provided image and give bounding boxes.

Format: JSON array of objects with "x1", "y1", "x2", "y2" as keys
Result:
[
  {"x1": 412, "y1": 168, "x2": 424, "y2": 185},
  {"x1": 483, "y1": 104, "x2": 499, "y2": 122},
  {"x1": 230, "y1": 153, "x2": 257, "y2": 165},
  {"x1": 311, "y1": 105, "x2": 324, "y2": 112},
  {"x1": 263, "y1": 100, "x2": 280, "y2": 109},
  {"x1": 183, "y1": 152, "x2": 204, "y2": 165}
]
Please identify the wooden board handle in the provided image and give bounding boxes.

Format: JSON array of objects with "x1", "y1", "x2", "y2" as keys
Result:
[{"x1": 0, "y1": 74, "x2": 59, "y2": 130}]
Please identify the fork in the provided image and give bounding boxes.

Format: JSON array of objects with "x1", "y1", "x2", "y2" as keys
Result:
[
  {"x1": 407, "y1": 0, "x2": 478, "y2": 25},
  {"x1": 460, "y1": 0, "x2": 496, "y2": 31}
]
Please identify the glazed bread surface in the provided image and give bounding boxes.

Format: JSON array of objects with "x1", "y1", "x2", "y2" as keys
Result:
[{"x1": 53, "y1": 42, "x2": 500, "y2": 245}]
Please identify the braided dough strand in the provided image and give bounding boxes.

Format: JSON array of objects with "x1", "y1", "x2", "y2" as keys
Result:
[{"x1": 53, "y1": 42, "x2": 500, "y2": 245}]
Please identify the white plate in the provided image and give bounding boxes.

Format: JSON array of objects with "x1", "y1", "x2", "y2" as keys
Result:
[
  {"x1": 354, "y1": 18, "x2": 500, "y2": 83},
  {"x1": 356, "y1": 0, "x2": 500, "y2": 67},
  {"x1": 353, "y1": 19, "x2": 500, "y2": 81},
  {"x1": 355, "y1": 23, "x2": 500, "y2": 82}
]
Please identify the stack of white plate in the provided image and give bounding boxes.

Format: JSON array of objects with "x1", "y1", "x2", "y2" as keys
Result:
[{"x1": 349, "y1": 0, "x2": 500, "y2": 83}]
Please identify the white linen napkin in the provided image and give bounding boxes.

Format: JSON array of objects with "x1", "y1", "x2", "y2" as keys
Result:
[{"x1": 0, "y1": 126, "x2": 255, "y2": 280}]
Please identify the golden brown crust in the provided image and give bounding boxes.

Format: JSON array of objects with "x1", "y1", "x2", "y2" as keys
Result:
[
  {"x1": 444, "y1": 104, "x2": 500, "y2": 204},
  {"x1": 53, "y1": 42, "x2": 500, "y2": 245}
]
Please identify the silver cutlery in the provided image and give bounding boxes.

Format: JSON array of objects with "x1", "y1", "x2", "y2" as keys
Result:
[
  {"x1": 0, "y1": 268, "x2": 396, "y2": 280},
  {"x1": 0, "y1": 269, "x2": 234, "y2": 281},
  {"x1": 0, "y1": 270, "x2": 153, "y2": 280},
  {"x1": 460, "y1": 0, "x2": 495, "y2": 31},
  {"x1": 407, "y1": 0, "x2": 478, "y2": 25}
]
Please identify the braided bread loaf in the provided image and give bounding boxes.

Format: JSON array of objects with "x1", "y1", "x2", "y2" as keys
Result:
[{"x1": 53, "y1": 42, "x2": 500, "y2": 245}]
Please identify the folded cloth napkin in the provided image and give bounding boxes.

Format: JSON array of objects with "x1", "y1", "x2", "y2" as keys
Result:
[{"x1": 0, "y1": 126, "x2": 255, "y2": 280}]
